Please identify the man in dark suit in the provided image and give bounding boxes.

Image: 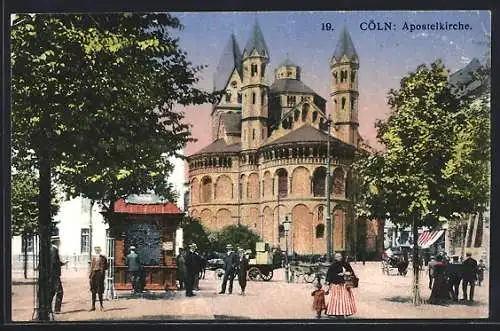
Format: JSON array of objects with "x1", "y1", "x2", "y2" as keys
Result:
[
  {"x1": 49, "y1": 236, "x2": 68, "y2": 314},
  {"x1": 125, "y1": 246, "x2": 142, "y2": 294},
  {"x1": 447, "y1": 256, "x2": 463, "y2": 301},
  {"x1": 219, "y1": 244, "x2": 238, "y2": 294},
  {"x1": 184, "y1": 243, "x2": 199, "y2": 297},
  {"x1": 237, "y1": 249, "x2": 251, "y2": 295},
  {"x1": 462, "y1": 252, "x2": 478, "y2": 302}
]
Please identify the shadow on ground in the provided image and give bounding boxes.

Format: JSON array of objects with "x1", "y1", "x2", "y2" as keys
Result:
[{"x1": 384, "y1": 296, "x2": 413, "y2": 303}]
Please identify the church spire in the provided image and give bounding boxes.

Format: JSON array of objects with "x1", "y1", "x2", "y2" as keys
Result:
[
  {"x1": 243, "y1": 19, "x2": 269, "y2": 58},
  {"x1": 213, "y1": 33, "x2": 242, "y2": 92},
  {"x1": 331, "y1": 26, "x2": 358, "y2": 63}
]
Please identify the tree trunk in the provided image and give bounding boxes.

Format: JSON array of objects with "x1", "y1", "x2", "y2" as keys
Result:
[
  {"x1": 412, "y1": 216, "x2": 422, "y2": 305},
  {"x1": 37, "y1": 113, "x2": 52, "y2": 321},
  {"x1": 89, "y1": 200, "x2": 94, "y2": 269},
  {"x1": 471, "y1": 213, "x2": 479, "y2": 248},
  {"x1": 462, "y1": 214, "x2": 473, "y2": 256},
  {"x1": 23, "y1": 234, "x2": 28, "y2": 279}
]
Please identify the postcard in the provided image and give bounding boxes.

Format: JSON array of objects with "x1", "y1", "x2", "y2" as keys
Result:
[{"x1": 10, "y1": 10, "x2": 491, "y2": 321}]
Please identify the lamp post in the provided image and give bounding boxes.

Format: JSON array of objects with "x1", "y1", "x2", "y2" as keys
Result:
[
  {"x1": 283, "y1": 216, "x2": 291, "y2": 283},
  {"x1": 325, "y1": 115, "x2": 333, "y2": 261}
]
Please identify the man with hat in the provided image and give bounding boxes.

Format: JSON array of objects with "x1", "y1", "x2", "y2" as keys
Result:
[
  {"x1": 462, "y1": 252, "x2": 478, "y2": 302},
  {"x1": 237, "y1": 249, "x2": 251, "y2": 295},
  {"x1": 184, "y1": 243, "x2": 199, "y2": 297},
  {"x1": 89, "y1": 246, "x2": 108, "y2": 311},
  {"x1": 49, "y1": 236, "x2": 68, "y2": 314},
  {"x1": 446, "y1": 255, "x2": 463, "y2": 302},
  {"x1": 125, "y1": 246, "x2": 142, "y2": 294},
  {"x1": 219, "y1": 244, "x2": 238, "y2": 294}
]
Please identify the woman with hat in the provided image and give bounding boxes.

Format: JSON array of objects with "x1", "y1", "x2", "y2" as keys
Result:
[{"x1": 89, "y1": 246, "x2": 108, "y2": 311}]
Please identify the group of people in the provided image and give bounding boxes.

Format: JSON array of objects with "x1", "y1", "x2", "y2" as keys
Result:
[
  {"x1": 175, "y1": 243, "x2": 252, "y2": 296},
  {"x1": 46, "y1": 236, "x2": 110, "y2": 313},
  {"x1": 428, "y1": 252, "x2": 486, "y2": 305},
  {"x1": 311, "y1": 252, "x2": 358, "y2": 319},
  {"x1": 175, "y1": 243, "x2": 205, "y2": 297}
]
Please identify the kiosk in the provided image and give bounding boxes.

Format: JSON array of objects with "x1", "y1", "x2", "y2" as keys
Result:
[{"x1": 102, "y1": 194, "x2": 182, "y2": 291}]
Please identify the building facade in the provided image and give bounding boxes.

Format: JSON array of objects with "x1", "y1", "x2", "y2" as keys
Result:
[{"x1": 187, "y1": 22, "x2": 383, "y2": 257}]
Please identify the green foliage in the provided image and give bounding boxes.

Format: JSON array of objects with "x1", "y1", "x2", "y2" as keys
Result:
[
  {"x1": 354, "y1": 59, "x2": 490, "y2": 228},
  {"x1": 212, "y1": 224, "x2": 262, "y2": 253},
  {"x1": 181, "y1": 216, "x2": 211, "y2": 252},
  {"x1": 11, "y1": 13, "x2": 216, "y2": 211},
  {"x1": 11, "y1": 170, "x2": 60, "y2": 236}
]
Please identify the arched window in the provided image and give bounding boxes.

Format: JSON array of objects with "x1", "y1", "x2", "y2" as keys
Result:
[
  {"x1": 333, "y1": 71, "x2": 338, "y2": 84},
  {"x1": 302, "y1": 104, "x2": 309, "y2": 121},
  {"x1": 318, "y1": 206, "x2": 324, "y2": 221},
  {"x1": 312, "y1": 111, "x2": 318, "y2": 122},
  {"x1": 332, "y1": 167, "x2": 345, "y2": 195},
  {"x1": 315, "y1": 224, "x2": 325, "y2": 238},
  {"x1": 252, "y1": 92, "x2": 256, "y2": 104},
  {"x1": 237, "y1": 92, "x2": 242, "y2": 103},
  {"x1": 312, "y1": 167, "x2": 327, "y2": 197},
  {"x1": 261, "y1": 64, "x2": 266, "y2": 77},
  {"x1": 239, "y1": 174, "x2": 245, "y2": 199},
  {"x1": 251, "y1": 64, "x2": 258, "y2": 76},
  {"x1": 225, "y1": 92, "x2": 231, "y2": 102},
  {"x1": 252, "y1": 129, "x2": 255, "y2": 140},
  {"x1": 201, "y1": 177, "x2": 212, "y2": 203},
  {"x1": 277, "y1": 168, "x2": 288, "y2": 198},
  {"x1": 351, "y1": 70, "x2": 356, "y2": 83},
  {"x1": 342, "y1": 97, "x2": 346, "y2": 109}
]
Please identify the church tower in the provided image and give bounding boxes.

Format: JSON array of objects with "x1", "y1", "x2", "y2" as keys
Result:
[
  {"x1": 212, "y1": 34, "x2": 243, "y2": 142},
  {"x1": 241, "y1": 20, "x2": 270, "y2": 150},
  {"x1": 330, "y1": 27, "x2": 360, "y2": 146}
]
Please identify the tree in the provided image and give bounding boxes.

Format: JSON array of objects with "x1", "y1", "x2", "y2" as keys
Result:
[
  {"x1": 212, "y1": 225, "x2": 262, "y2": 253},
  {"x1": 11, "y1": 13, "x2": 216, "y2": 320},
  {"x1": 353, "y1": 60, "x2": 490, "y2": 305},
  {"x1": 181, "y1": 216, "x2": 211, "y2": 253}
]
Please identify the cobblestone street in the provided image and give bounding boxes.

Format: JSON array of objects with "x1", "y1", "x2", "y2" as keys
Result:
[{"x1": 11, "y1": 262, "x2": 488, "y2": 321}]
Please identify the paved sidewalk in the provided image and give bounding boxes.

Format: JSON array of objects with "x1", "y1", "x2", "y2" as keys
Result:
[{"x1": 11, "y1": 262, "x2": 488, "y2": 321}]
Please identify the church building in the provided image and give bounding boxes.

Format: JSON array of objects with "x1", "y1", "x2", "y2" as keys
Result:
[{"x1": 187, "y1": 22, "x2": 383, "y2": 257}]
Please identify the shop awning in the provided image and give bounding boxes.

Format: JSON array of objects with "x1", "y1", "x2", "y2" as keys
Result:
[{"x1": 417, "y1": 230, "x2": 444, "y2": 249}]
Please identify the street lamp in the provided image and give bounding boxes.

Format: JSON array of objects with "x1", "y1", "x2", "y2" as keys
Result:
[
  {"x1": 325, "y1": 115, "x2": 333, "y2": 261},
  {"x1": 283, "y1": 216, "x2": 292, "y2": 283}
]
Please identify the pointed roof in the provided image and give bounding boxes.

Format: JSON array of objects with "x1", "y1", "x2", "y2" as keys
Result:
[
  {"x1": 279, "y1": 58, "x2": 298, "y2": 67},
  {"x1": 214, "y1": 34, "x2": 242, "y2": 92},
  {"x1": 191, "y1": 139, "x2": 241, "y2": 156},
  {"x1": 270, "y1": 78, "x2": 316, "y2": 94},
  {"x1": 243, "y1": 20, "x2": 269, "y2": 58},
  {"x1": 264, "y1": 125, "x2": 355, "y2": 152},
  {"x1": 331, "y1": 27, "x2": 358, "y2": 63}
]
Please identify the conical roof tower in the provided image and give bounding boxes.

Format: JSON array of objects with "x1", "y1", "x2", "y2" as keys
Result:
[
  {"x1": 331, "y1": 26, "x2": 358, "y2": 63},
  {"x1": 214, "y1": 33, "x2": 243, "y2": 92}
]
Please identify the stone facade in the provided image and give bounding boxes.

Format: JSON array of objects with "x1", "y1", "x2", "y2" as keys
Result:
[{"x1": 187, "y1": 23, "x2": 382, "y2": 256}]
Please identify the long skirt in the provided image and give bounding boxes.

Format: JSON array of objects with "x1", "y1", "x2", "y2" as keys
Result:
[{"x1": 326, "y1": 284, "x2": 357, "y2": 317}]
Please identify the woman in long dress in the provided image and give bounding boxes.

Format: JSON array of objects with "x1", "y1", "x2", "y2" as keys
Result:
[
  {"x1": 325, "y1": 252, "x2": 357, "y2": 318},
  {"x1": 428, "y1": 255, "x2": 451, "y2": 304}
]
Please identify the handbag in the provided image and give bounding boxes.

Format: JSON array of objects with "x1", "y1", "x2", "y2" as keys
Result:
[{"x1": 344, "y1": 274, "x2": 359, "y2": 289}]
